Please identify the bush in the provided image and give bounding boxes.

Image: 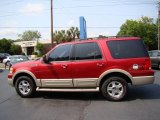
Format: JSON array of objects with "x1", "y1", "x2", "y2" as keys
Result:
[
  {"x1": 32, "y1": 51, "x2": 38, "y2": 55},
  {"x1": 10, "y1": 44, "x2": 22, "y2": 55}
]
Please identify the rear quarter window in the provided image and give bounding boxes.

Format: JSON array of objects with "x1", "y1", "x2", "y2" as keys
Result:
[{"x1": 107, "y1": 40, "x2": 149, "y2": 59}]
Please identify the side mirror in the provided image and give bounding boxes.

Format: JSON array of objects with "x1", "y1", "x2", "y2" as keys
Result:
[{"x1": 43, "y1": 55, "x2": 49, "y2": 63}]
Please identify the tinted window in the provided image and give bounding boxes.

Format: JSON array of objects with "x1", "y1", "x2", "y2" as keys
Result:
[
  {"x1": 74, "y1": 42, "x2": 102, "y2": 60},
  {"x1": 152, "y1": 52, "x2": 158, "y2": 57},
  {"x1": 49, "y1": 44, "x2": 71, "y2": 61},
  {"x1": 107, "y1": 40, "x2": 149, "y2": 59},
  {"x1": 148, "y1": 51, "x2": 153, "y2": 57}
]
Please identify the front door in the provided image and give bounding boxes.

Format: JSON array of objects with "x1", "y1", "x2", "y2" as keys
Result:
[{"x1": 39, "y1": 44, "x2": 73, "y2": 87}]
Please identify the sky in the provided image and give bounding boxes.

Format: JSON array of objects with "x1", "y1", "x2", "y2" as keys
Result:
[{"x1": 0, "y1": 0, "x2": 158, "y2": 41}]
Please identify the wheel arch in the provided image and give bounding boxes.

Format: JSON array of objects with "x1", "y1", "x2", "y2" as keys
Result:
[
  {"x1": 13, "y1": 70, "x2": 41, "y2": 87},
  {"x1": 98, "y1": 69, "x2": 133, "y2": 87}
]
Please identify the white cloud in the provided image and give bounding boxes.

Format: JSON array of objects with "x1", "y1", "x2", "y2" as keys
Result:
[
  {"x1": 0, "y1": 29, "x2": 18, "y2": 39},
  {"x1": 2, "y1": 21, "x2": 18, "y2": 27},
  {"x1": 67, "y1": 20, "x2": 75, "y2": 26},
  {"x1": 88, "y1": 31, "x2": 109, "y2": 38},
  {"x1": 21, "y1": 3, "x2": 44, "y2": 15}
]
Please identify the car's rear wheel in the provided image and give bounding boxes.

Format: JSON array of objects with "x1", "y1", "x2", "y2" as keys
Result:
[
  {"x1": 15, "y1": 76, "x2": 36, "y2": 98},
  {"x1": 101, "y1": 76, "x2": 128, "y2": 101}
]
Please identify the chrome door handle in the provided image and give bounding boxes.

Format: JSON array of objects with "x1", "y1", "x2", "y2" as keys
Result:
[
  {"x1": 97, "y1": 63, "x2": 104, "y2": 67},
  {"x1": 61, "y1": 64, "x2": 68, "y2": 69}
]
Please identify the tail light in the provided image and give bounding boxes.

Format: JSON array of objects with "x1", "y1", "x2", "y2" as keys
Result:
[{"x1": 143, "y1": 59, "x2": 151, "y2": 70}]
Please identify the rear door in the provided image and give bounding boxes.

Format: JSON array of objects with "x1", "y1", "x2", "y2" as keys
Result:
[{"x1": 71, "y1": 42, "x2": 106, "y2": 87}]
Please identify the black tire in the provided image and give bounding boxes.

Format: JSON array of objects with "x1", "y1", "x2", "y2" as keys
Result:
[
  {"x1": 101, "y1": 76, "x2": 128, "y2": 101},
  {"x1": 15, "y1": 76, "x2": 36, "y2": 98}
]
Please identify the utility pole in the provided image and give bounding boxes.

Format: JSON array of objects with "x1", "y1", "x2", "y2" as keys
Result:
[
  {"x1": 158, "y1": 1, "x2": 160, "y2": 50},
  {"x1": 51, "y1": 0, "x2": 54, "y2": 48}
]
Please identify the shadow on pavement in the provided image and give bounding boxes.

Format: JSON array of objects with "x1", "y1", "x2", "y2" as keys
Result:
[
  {"x1": 126, "y1": 84, "x2": 160, "y2": 101},
  {"x1": 0, "y1": 69, "x2": 3, "y2": 72},
  {"x1": 34, "y1": 83, "x2": 160, "y2": 101}
]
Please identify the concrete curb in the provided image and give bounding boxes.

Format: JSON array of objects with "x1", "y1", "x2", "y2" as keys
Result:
[{"x1": 0, "y1": 68, "x2": 9, "y2": 70}]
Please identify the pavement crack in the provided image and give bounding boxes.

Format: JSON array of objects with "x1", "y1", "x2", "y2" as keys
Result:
[
  {"x1": 78, "y1": 100, "x2": 91, "y2": 120},
  {"x1": 0, "y1": 95, "x2": 15, "y2": 105}
]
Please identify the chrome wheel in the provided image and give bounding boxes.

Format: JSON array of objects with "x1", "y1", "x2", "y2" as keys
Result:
[
  {"x1": 107, "y1": 81, "x2": 124, "y2": 99},
  {"x1": 18, "y1": 80, "x2": 31, "y2": 95}
]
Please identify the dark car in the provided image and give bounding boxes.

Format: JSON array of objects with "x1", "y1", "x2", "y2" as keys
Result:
[
  {"x1": 0, "y1": 53, "x2": 10, "y2": 63},
  {"x1": 148, "y1": 50, "x2": 160, "y2": 69}
]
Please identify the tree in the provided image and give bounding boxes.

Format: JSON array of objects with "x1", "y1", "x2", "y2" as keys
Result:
[
  {"x1": 18, "y1": 30, "x2": 41, "y2": 41},
  {"x1": 53, "y1": 27, "x2": 80, "y2": 44},
  {"x1": 68, "y1": 27, "x2": 80, "y2": 40},
  {"x1": 0, "y1": 38, "x2": 13, "y2": 53},
  {"x1": 117, "y1": 16, "x2": 157, "y2": 50},
  {"x1": 36, "y1": 42, "x2": 44, "y2": 55},
  {"x1": 10, "y1": 44, "x2": 22, "y2": 55}
]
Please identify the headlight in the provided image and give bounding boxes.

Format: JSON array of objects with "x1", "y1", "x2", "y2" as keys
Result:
[{"x1": 10, "y1": 67, "x2": 13, "y2": 74}]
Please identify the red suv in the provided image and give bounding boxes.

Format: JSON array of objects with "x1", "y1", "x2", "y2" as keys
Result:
[{"x1": 8, "y1": 37, "x2": 154, "y2": 101}]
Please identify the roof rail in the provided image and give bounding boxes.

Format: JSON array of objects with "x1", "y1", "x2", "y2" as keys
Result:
[{"x1": 75, "y1": 36, "x2": 134, "y2": 41}]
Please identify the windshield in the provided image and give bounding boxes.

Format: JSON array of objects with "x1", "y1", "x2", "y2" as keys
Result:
[{"x1": 10, "y1": 56, "x2": 29, "y2": 63}]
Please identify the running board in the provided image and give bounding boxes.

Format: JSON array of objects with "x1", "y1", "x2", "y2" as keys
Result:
[{"x1": 36, "y1": 87, "x2": 99, "y2": 92}]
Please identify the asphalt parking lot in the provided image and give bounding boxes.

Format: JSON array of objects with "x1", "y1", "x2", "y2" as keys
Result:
[{"x1": 0, "y1": 69, "x2": 160, "y2": 120}]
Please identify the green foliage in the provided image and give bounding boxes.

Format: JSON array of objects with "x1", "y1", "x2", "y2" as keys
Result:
[
  {"x1": 53, "y1": 27, "x2": 80, "y2": 44},
  {"x1": 36, "y1": 42, "x2": 44, "y2": 55},
  {"x1": 10, "y1": 44, "x2": 22, "y2": 55},
  {"x1": 18, "y1": 30, "x2": 41, "y2": 41},
  {"x1": 117, "y1": 16, "x2": 157, "y2": 50},
  {"x1": 0, "y1": 38, "x2": 13, "y2": 53},
  {"x1": 32, "y1": 51, "x2": 38, "y2": 55}
]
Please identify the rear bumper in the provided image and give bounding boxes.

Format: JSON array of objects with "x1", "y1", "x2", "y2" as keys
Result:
[{"x1": 132, "y1": 76, "x2": 154, "y2": 85}]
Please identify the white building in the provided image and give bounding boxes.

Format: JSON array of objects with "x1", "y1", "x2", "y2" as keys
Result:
[{"x1": 14, "y1": 40, "x2": 51, "y2": 55}]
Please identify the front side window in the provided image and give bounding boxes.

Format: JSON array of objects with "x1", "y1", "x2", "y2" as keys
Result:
[
  {"x1": 73, "y1": 42, "x2": 102, "y2": 60},
  {"x1": 49, "y1": 44, "x2": 72, "y2": 61}
]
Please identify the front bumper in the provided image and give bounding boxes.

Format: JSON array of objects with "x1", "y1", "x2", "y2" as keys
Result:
[
  {"x1": 132, "y1": 76, "x2": 154, "y2": 85},
  {"x1": 8, "y1": 73, "x2": 14, "y2": 86}
]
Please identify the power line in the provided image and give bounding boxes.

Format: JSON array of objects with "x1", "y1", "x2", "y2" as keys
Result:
[{"x1": 0, "y1": 26, "x2": 119, "y2": 29}]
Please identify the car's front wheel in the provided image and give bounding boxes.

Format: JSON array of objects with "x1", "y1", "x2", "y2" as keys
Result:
[
  {"x1": 15, "y1": 76, "x2": 36, "y2": 97},
  {"x1": 101, "y1": 76, "x2": 128, "y2": 101}
]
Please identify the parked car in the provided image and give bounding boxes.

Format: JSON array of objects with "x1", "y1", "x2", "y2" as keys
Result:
[
  {"x1": 148, "y1": 50, "x2": 160, "y2": 69},
  {"x1": 4, "y1": 55, "x2": 29, "y2": 69},
  {"x1": 0, "y1": 53, "x2": 10, "y2": 63},
  {"x1": 8, "y1": 37, "x2": 154, "y2": 101},
  {"x1": 3, "y1": 55, "x2": 28, "y2": 64}
]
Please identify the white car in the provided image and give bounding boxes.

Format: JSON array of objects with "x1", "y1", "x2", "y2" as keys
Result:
[
  {"x1": 3, "y1": 55, "x2": 29, "y2": 65},
  {"x1": 3, "y1": 56, "x2": 11, "y2": 64}
]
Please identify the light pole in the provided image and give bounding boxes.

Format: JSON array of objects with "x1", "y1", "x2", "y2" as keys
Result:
[
  {"x1": 158, "y1": 2, "x2": 160, "y2": 50},
  {"x1": 51, "y1": 0, "x2": 54, "y2": 48}
]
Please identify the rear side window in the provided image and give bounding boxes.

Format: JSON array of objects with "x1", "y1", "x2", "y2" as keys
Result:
[
  {"x1": 152, "y1": 52, "x2": 158, "y2": 57},
  {"x1": 73, "y1": 42, "x2": 102, "y2": 60},
  {"x1": 107, "y1": 40, "x2": 149, "y2": 59}
]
